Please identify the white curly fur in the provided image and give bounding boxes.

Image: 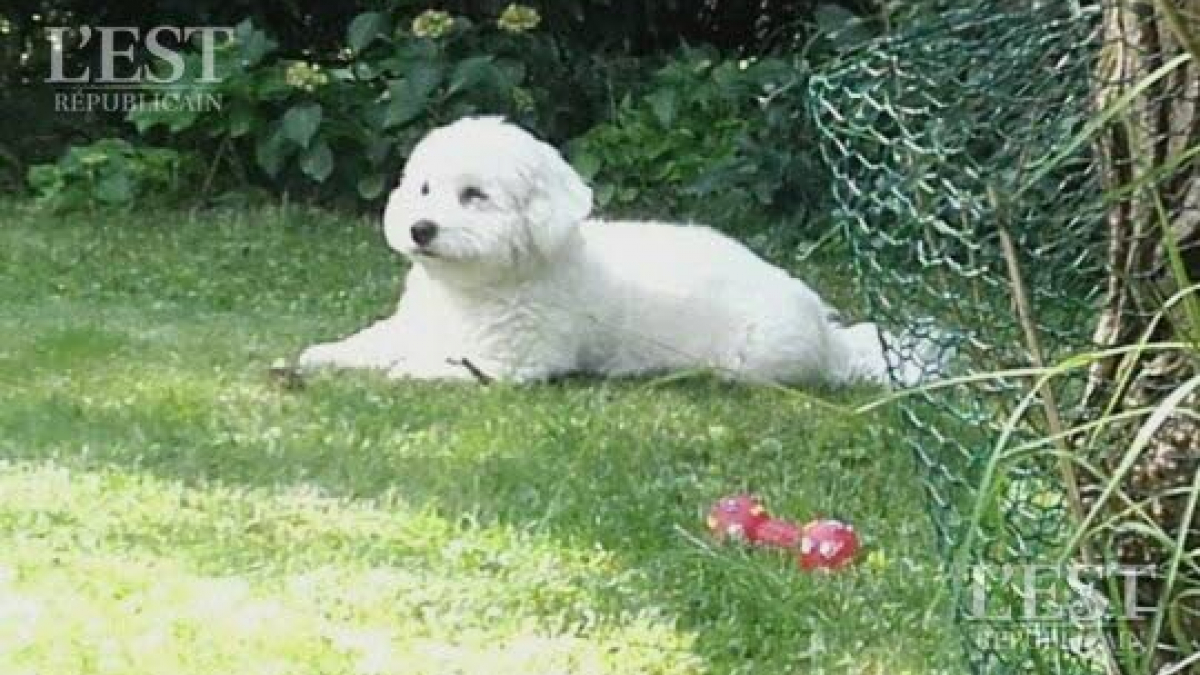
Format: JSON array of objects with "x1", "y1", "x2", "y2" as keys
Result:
[{"x1": 298, "y1": 117, "x2": 896, "y2": 385}]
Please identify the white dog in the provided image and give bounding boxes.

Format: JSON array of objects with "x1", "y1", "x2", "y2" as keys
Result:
[{"x1": 297, "y1": 117, "x2": 898, "y2": 385}]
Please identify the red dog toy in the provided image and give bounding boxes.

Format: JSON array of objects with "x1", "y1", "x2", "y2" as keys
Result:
[
  {"x1": 797, "y1": 519, "x2": 860, "y2": 571},
  {"x1": 706, "y1": 495, "x2": 770, "y2": 543},
  {"x1": 755, "y1": 518, "x2": 801, "y2": 548},
  {"x1": 707, "y1": 497, "x2": 860, "y2": 571}
]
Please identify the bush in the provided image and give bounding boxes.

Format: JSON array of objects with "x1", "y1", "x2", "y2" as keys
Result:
[
  {"x1": 26, "y1": 138, "x2": 200, "y2": 211},
  {"x1": 4, "y1": 1, "x2": 880, "y2": 200},
  {"x1": 570, "y1": 48, "x2": 826, "y2": 235},
  {"x1": 123, "y1": 9, "x2": 635, "y2": 206}
]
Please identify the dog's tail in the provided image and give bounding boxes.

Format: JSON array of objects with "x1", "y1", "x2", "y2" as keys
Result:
[{"x1": 833, "y1": 318, "x2": 955, "y2": 388}]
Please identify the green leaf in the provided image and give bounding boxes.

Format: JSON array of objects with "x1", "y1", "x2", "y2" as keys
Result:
[
  {"x1": 365, "y1": 139, "x2": 392, "y2": 165},
  {"x1": 300, "y1": 141, "x2": 334, "y2": 183},
  {"x1": 381, "y1": 62, "x2": 443, "y2": 129},
  {"x1": 94, "y1": 171, "x2": 134, "y2": 204},
  {"x1": 168, "y1": 110, "x2": 200, "y2": 134},
  {"x1": 390, "y1": 38, "x2": 438, "y2": 68},
  {"x1": 448, "y1": 56, "x2": 500, "y2": 96},
  {"x1": 254, "y1": 129, "x2": 289, "y2": 177},
  {"x1": 361, "y1": 101, "x2": 388, "y2": 131},
  {"x1": 594, "y1": 183, "x2": 615, "y2": 207},
  {"x1": 26, "y1": 164, "x2": 59, "y2": 192},
  {"x1": 384, "y1": 91, "x2": 425, "y2": 129},
  {"x1": 281, "y1": 104, "x2": 323, "y2": 147},
  {"x1": 348, "y1": 12, "x2": 388, "y2": 54},
  {"x1": 128, "y1": 111, "x2": 155, "y2": 134},
  {"x1": 496, "y1": 59, "x2": 526, "y2": 86},
  {"x1": 251, "y1": 67, "x2": 292, "y2": 101},
  {"x1": 352, "y1": 61, "x2": 378, "y2": 80},
  {"x1": 646, "y1": 89, "x2": 678, "y2": 127},
  {"x1": 228, "y1": 106, "x2": 253, "y2": 138},
  {"x1": 383, "y1": 69, "x2": 440, "y2": 129},
  {"x1": 128, "y1": 106, "x2": 199, "y2": 135},
  {"x1": 356, "y1": 172, "x2": 387, "y2": 199},
  {"x1": 235, "y1": 20, "x2": 278, "y2": 68},
  {"x1": 571, "y1": 151, "x2": 600, "y2": 180},
  {"x1": 407, "y1": 61, "x2": 444, "y2": 98}
]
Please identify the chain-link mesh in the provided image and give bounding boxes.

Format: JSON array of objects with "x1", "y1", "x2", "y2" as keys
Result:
[{"x1": 809, "y1": 2, "x2": 1199, "y2": 673}]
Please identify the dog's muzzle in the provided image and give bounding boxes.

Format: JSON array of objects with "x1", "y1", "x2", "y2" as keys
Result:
[{"x1": 411, "y1": 220, "x2": 438, "y2": 247}]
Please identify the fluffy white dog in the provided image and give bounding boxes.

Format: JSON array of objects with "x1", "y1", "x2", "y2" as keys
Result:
[{"x1": 297, "y1": 117, "x2": 896, "y2": 385}]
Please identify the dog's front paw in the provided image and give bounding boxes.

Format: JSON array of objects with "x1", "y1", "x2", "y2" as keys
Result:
[{"x1": 296, "y1": 343, "x2": 349, "y2": 371}]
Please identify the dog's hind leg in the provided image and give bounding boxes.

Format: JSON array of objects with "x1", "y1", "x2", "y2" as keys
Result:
[{"x1": 829, "y1": 322, "x2": 890, "y2": 386}]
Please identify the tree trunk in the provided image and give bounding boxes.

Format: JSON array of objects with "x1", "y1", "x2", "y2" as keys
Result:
[{"x1": 1087, "y1": 0, "x2": 1200, "y2": 670}]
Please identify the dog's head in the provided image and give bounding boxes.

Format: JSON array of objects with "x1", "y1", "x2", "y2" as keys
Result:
[{"x1": 383, "y1": 117, "x2": 592, "y2": 277}]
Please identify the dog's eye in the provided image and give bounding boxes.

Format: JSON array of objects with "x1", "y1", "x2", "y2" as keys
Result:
[
  {"x1": 420, "y1": 182, "x2": 430, "y2": 196},
  {"x1": 459, "y1": 187, "x2": 488, "y2": 205}
]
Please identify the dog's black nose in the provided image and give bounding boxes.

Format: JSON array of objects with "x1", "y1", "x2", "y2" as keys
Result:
[{"x1": 410, "y1": 220, "x2": 438, "y2": 247}]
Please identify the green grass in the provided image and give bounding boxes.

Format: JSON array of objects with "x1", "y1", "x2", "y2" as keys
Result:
[{"x1": 0, "y1": 201, "x2": 962, "y2": 675}]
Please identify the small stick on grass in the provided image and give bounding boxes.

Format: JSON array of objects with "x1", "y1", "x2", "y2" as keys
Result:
[{"x1": 448, "y1": 358, "x2": 494, "y2": 385}]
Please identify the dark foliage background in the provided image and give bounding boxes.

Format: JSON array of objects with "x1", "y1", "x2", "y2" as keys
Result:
[{"x1": 2, "y1": 0, "x2": 880, "y2": 228}]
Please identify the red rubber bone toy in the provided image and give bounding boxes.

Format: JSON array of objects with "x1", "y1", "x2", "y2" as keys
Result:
[
  {"x1": 797, "y1": 519, "x2": 859, "y2": 571},
  {"x1": 707, "y1": 496, "x2": 860, "y2": 571},
  {"x1": 705, "y1": 495, "x2": 770, "y2": 543}
]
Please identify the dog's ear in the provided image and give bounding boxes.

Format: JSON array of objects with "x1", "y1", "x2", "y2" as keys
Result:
[{"x1": 523, "y1": 140, "x2": 593, "y2": 257}]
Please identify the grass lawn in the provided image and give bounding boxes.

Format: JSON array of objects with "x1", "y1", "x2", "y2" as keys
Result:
[{"x1": 0, "y1": 200, "x2": 963, "y2": 674}]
